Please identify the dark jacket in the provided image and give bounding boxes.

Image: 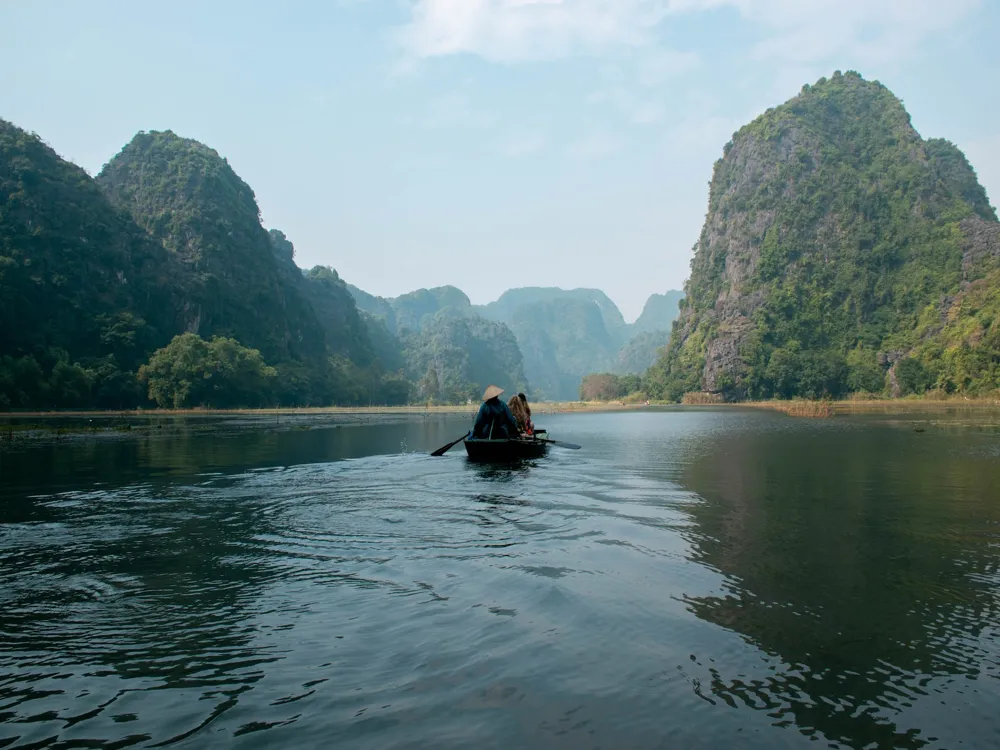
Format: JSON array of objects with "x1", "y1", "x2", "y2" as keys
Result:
[{"x1": 471, "y1": 397, "x2": 519, "y2": 439}]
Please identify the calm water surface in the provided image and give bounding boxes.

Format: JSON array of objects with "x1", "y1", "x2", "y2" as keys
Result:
[{"x1": 2, "y1": 408, "x2": 999, "y2": 749}]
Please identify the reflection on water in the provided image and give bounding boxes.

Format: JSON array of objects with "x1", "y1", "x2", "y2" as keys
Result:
[
  {"x1": 1, "y1": 408, "x2": 999, "y2": 748},
  {"x1": 675, "y1": 419, "x2": 1000, "y2": 749}
]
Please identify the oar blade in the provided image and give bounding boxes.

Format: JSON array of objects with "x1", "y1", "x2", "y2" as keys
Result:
[
  {"x1": 540, "y1": 438, "x2": 582, "y2": 450},
  {"x1": 431, "y1": 433, "x2": 468, "y2": 457}
]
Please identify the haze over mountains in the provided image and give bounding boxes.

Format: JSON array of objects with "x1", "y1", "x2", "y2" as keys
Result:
[
  {"x1": 2, "y1": 70, "x2": 997, "y2": 409},
  {"x1": 346, "y1": 283, "x2": 682, "y2": 400}
]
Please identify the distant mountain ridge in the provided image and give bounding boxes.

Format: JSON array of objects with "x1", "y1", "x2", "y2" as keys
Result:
[
  {"x1": 633, "y1": 291, "x2": 684, "y2": 334},
  {"x1": 346, "y1": 283, "x2": 684, "y2": 399}
]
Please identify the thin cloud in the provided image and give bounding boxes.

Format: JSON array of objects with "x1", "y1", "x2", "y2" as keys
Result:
[
  {"x1": 398, "y1": 0, "x2": 982, "y2": 67},
  {"x1": 737, "y1": 0, "x2": 983, "y2": 67},
  {"x1": 397, "y1": 0, "x2": 677, "y2": 62}
]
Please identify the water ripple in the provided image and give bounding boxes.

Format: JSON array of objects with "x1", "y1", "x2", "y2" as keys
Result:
[{"x1": 2, "y1": 411, "x2": 1000, "y2": 748}]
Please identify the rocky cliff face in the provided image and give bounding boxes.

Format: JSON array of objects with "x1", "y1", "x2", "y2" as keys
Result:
[
  {"x1": 650, "y1": 71, "x2": 1000, "y2": 401},
  {"x1": 98, "y1": 131, "x2": 329, "y2": 366}
]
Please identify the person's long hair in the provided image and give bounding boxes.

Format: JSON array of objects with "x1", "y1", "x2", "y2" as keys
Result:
[
  {"x1": 509, "y1": 394, "x2": 529, "y2": 432},
  {"x1": 517, "y1": 393, "x2": 531, "y2": 419}
]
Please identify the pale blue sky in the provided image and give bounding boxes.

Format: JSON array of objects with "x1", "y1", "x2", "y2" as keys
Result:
[{"x1": 2, "y1": 0, "x2": 998, "y2": 320}]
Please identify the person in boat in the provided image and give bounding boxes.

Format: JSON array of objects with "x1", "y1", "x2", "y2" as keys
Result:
[
  {"x1": 471, "y1": 385, "x2": 519, "y2": 440},
  {"x1": 508, "y1": 393, "x2": 534, "y2": 437}
]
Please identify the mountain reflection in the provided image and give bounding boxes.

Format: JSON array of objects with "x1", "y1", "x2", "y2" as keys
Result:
[{"x1": 675, "y1": 419, "x2": 1000, "y2": 748}]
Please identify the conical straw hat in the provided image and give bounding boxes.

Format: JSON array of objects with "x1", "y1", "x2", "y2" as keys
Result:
[{"x1": 482, "y1": 385, "x2": 504, "y2": 401}]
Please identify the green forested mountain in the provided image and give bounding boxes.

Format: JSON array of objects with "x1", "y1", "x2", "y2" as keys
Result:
[
  {"x1": 615, "y1": 330, "x2": 671, "y2": 375},
  {"x1": 97, "y1": 131, "x2": 328, "y2": 367},
  {"x1": 610, "y1": 291, "x2": 682, "y2": 376},
  {"x1": 345, "y1": 283, "x2": 474, "y2": 334},
  {"x1": 633, "y1": 291, "x2": 683, "y2": 334},
  {"x1": 346, "y1": 282, "x2": 687, "y2": 400},
  {"x1": 509, "y1": 299, "x2": 619, "y2": 399},
  {"x1": 0, "y1": 120, "x2": 182, "y2": 408},
  {"x1": 95, "y1": 130, "x2": 405, "y2": 406},
  {"x1": 479, "y1": 287, "x2": 627, "y2": 338},
  {"x1": 400, "y1": 311, "x2": 527, "y2": 403},
  {"x1": 480, "y1": 288, "x2": 685, "y2": 398},
  {"x1": 297, "y1": 267, "x2": 374, "y2": 365},
  {"x1": 647, "y1": 71, "x2": 1000, "y2": 401},
  {"x1": 393, "y1": 286, "x2": 472, "y2": 332},
  {"x1": 343, "y1": 283, "x2": 523, "y2": 400},
  {"x1": 346, "y1": 284, "x2": 396, "y2": 333},
  {"x1": 360, "y1": 312, "x2": 406, "y2": 372},
  {"x1": 0, "y1": 121, "x2": 417, "y2": 409},
  {"x1": 478, "y1": 287, "x2": 629, "y2": 399}
]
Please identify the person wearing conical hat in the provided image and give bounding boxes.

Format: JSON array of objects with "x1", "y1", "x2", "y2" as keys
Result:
[{"x1": 471, "y1": 384, "x2": 519, "y2": 440}]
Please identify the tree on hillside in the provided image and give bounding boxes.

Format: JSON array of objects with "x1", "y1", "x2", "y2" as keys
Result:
[{"x1": 139, "y1": 334, "x2": 276, "y2": 408}]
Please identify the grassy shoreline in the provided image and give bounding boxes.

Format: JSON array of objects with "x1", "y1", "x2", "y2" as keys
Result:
[
  {"x1": 0, "y1": 400, "x2": 639, "y2": 420},
  {"x1": 5, "y1": 396, "x2": 999, "y2": 421},
  {"x1": 0, "y1": 401, "x2": 644, "y2": 445},
  {"x1": 688, "y1": 397, "x2": 1000, "y2": 418},
  {"x1": 4, "y1": 398, "x2": 997, "y2": 444}
]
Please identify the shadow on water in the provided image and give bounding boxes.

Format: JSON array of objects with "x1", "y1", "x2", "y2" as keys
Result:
[
  {"x1": 671, "y1": 418, "x2": 1000, "y2": 749},
  {"x1": 467, "y1": 460, "x2": 534, "y2": 483}
]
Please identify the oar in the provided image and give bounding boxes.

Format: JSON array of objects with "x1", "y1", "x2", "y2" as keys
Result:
[
  {"x1": 431, "y1": 432, "x2": 470, "y2": 457},
  {"x1": 536, "y1": 437, "x2": 582, "y2": 450}
]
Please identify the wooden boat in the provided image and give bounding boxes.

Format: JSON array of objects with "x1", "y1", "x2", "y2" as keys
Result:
[{"x1": 464, "y1": 432, "x2": 548, "y2": 463}]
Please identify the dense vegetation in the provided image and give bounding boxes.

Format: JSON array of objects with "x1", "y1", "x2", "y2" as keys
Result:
[
  {"x1": 97, "y1": 132, "x2": 330, "y2": 366},
  {"x1": 0, "y1": 119, "x2": 539, "y2": 410},
  {"x1": 579, "y1": 373, "x2": 643, "y2": 402},
  {"x1": 614, "y1": 330, "x2": 671, "y2": 375},
  {"x1": 140, "y1": 334, "x2": 276, "y2": 408},
  {"x1": 22, "y1": 70, "x2": 994, "y2": 412},
  {"x1": 0, "y1": 120, "x2": 181, "y2": 409},
  {"x1": 1, "y1": 123, "x2": 410, "y2": 409},
  {"x1": 645, "y1": 71, "x2": 1000, "y2": 402}
]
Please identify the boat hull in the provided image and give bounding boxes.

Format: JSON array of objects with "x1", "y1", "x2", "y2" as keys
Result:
[{"x1": 464, "y1": 437, "x2": 548, "y2": 463}]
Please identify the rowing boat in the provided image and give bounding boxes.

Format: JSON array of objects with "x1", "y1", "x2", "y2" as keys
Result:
[{"x1": 464, "y1": 431, "x2": 549, "y2": 463}]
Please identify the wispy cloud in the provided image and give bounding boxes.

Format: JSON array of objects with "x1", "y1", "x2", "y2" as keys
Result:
[
  {"x1": 398, "y1": 0, "x2": 982, "y2": 67},
  {"x1": 735, "y1": 0, "x2": 983, "y2": 67},
  {"x1": 397, "y1": 0, "x2": 678, "y2": 62}
]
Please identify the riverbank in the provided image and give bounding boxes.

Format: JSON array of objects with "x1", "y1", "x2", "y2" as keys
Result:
[
  {"x1": 1, "y1": 400, "x2": 641, "y2": 420},
  {"x1": 702, "y1": 397, "x2": 1000, "y2": 419},
  {"x1": 0, "y1": 401, "x2": 641, "y2": 446}
]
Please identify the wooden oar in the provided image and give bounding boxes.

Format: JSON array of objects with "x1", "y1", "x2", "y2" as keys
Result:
[
  {"x1": 431, "y1": 432, "x2": 470, "y2": 457},
  {"x1": 536, "y1": 437, "x2": 581, "y2": 450}
]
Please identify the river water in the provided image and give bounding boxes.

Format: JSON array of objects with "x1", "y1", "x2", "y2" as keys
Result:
[{"x1": 1, "y1": 408, "x2": 999, "y2": 749}]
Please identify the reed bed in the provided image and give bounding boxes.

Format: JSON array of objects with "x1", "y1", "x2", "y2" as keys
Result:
[{"x1": 681, "y1": 392, "x2": 724, "y2": 405}]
